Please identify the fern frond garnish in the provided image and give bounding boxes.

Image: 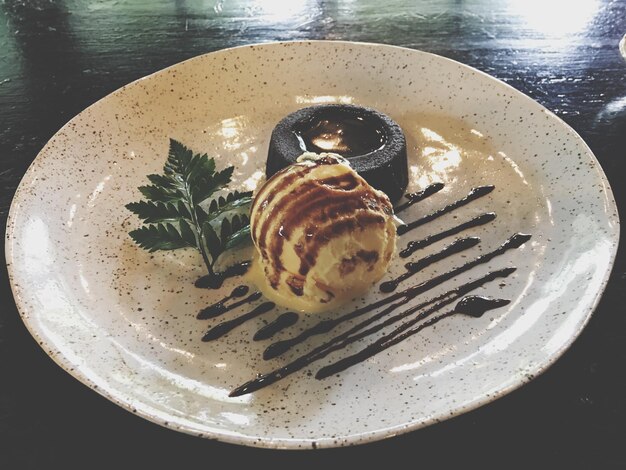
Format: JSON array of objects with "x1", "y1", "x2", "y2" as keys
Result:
[{"x1": 126, "y1": 138, "x2": 252, "y2": 283}]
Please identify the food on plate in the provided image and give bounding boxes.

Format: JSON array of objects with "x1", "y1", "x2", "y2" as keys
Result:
[
  {"x1": 266, "y1": 104, "x2": 408, "y2": 203},
  {"x1": 122, "y1": 127, "x2": 528, "y2": 397},
  {"x1": 249, "y1": 152, "x2": 397, "y2": 313}
]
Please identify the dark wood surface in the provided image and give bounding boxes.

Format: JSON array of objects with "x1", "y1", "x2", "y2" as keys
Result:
[{"x1": 1, "y1": 1, "x2": 625, "y2": 468}]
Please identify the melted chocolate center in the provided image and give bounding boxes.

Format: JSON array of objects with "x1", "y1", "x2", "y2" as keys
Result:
[{"x1": 294, "y1": 110, "x2": 386, "y2": 157}]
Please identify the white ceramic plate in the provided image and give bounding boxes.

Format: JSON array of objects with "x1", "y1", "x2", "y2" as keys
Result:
[{"x1": 6, "y1": 41, "x2": 619, "y2": 448}]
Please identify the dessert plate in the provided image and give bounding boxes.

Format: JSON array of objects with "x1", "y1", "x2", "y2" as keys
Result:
[{"x1": 6, "y1": 41, "x2": 619, "y2": 448}]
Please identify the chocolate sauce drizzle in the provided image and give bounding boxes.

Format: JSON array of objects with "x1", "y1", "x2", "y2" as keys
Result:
[
  {"x1": 399, "y1": 212, "x2": 496, "y2": 258},
  {"x1": 394, "y1": 182, "x2": 445, "y2": 214},
  {"x1": 229, "y1": 270, "x2": 514, "y2": 397},
  {"x1": 185, "y1": 181, "x2": 531, "y2": 396},
  {"x1": 197, "y1": 286, "x2": 256, "y2": 320},
  {"x1": 253, "y1": 312, "x2": 300, "y2": 341},
  {"x1": 315, "y1": 296, "x2": 511, "y2": 379},
  {"x1": 195, "y1": 261, "x2": 251, "y2": 289},
  {"x1": 263, "y1": 233, "x2": 530, "y2": 360},
  {"x1": 380, "y1": 237, "x2": 480, "y2": 293},
  {"x1": 312, "y1": 270, "x2": 515, "y2": 374},
  {"x1": 455, "y1": 295, "x2": 511, "y2": 317},
  {"x1": 396, "y1": 185, "x2": 494, "y2": 236},
  {"x1": 202, "y1": 302, "x2": 276, "y2": 342}
]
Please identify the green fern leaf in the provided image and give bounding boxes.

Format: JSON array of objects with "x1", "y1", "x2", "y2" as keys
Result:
[
  {"x1": 125, "y1": 200, "x2": 191, "y2": 223},
  {"x1": 129, "y1": 223, "x2": 194, "y2": 252},
  {"x1": 127, "y1": 138, "x2": 253, "y2": 279}
]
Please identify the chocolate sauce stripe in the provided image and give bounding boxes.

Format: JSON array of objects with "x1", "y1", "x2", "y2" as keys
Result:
[
  {"x1": 397, "y1": 185, "x2": 495, "y2": 236},
  {"x1": 399, "y1": 212, "x2": 497, "y2": 259},
  {"x1": 394, "y1": 182, "x2": 445, "y2": 214},
  {"x1": 251, "y1": 164, "x2": 321, "y2": 237},
  {"x1": 229, "y1": 268, "x2": 515, "y2": 397},
  {"x1": 273, "y1": 178, "x2": 368, "y2": 238},
  {"x1": 380, "y1": 236, "x2": 480, "y2": 294},
  {"x1": 202, "y1": 301, "x2": 276, "y2": 341},
  {"x1": 255, "y1": 170, "x2": 356, "y2": 246},
  {"x1": 316, "y1": 297, "x2": 510, "y2": 379},
  {"x1": 197, "y1": 290, "x2": 261, "y2": 320},
  {"x1": 299, "y1": 212, "x2": 387, "y2": 277},
  {"x1": 316, "y1": 309, "x2": 450, "y2": 379},
  {"x1": 253, "y1": 312, "x2": 300, "y2": 341},
  {"x1": 286, "y1": 191, "x2": 370, "y2": 235},
  {"x1": 263, "y1": 232, "x2": 531, "y2": 360},
  {"x1": 259, "y1": 182, "x2": 330, "y2": 276}
]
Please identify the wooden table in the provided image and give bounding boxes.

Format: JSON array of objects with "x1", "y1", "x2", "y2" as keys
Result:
[{"x1": 1, "y1": 0, "x2": 624, "y2": 467}]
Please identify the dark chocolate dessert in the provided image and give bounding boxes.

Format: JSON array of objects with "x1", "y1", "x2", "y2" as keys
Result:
[{"x1": 266, "y1": 104, "x2": 408, "y2": 202}]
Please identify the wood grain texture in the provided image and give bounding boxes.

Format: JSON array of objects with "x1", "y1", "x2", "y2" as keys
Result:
[{"x1": 1, "y1": 0, "x2": 625, "y2": 467}]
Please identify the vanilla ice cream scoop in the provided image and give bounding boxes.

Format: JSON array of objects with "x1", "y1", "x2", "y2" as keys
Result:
[{"x1": 250, "y1": 152, "x2": 396, "y2": 312}]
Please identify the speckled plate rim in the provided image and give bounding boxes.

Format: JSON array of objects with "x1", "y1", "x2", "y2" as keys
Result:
[{"x1": 5, "y1": 40, "x2": 620, "y2": 449}]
